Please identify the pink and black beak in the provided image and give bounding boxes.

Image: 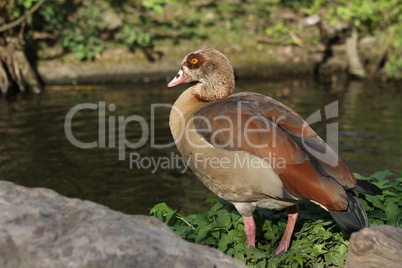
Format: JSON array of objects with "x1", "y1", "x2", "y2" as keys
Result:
[{"x1": 168, "y1": 69, "x2": 190, "y2": 87}]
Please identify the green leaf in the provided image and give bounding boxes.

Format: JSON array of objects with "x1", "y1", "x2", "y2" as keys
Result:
[
  {"x1": 369, "y1": 210, "x2": 387, "y2": 221},
  {"x1": 207, "y1": 199, "x2": 225, "y2": 213},
  {"x1": 23, "y1": 0, "x2": 33, "y2": 9},
  {"x1": 193, "y1": 213, "x2": 210, "y2": 226},
  {"x1": 338, "y1": 243, "x2": 348, "y2": 256},
  {"x1": 312, "y1": 244, "x2": 327, "y2": 257},
  {"x1": 153, "y1": 5, "x2": 164, "y2": 14},
  {"x1": 150, "y1": 202, "x2": 171, "y2": 215},
  {"x1": 75, "y1": 50, "x2": 86, "y2": 60},
  {"x1": 195, "y1": 225, "x2": 212, "y2": 243},
  {"x1": 202, "y1": 236, "x2": 216, "y2": 245},
  {"x1": 324, "y1": 251, "x2": 345, "y2": 266},
  {"x1": 218, "y1": 233, "x2": 233, "y2": 251},
  {"x1": 164, "y1": 209, "x2": 176, "y2": 224},
  {"x1": 211, "y1": 230, "x2": 221, "y2": 239},
  {"x1": 366, "y1": 195, "x2": 385, "y2": 210},
  {"x1": 383, "y1": 190, "x2": 400, "y2": 198},
  {"x1": 385, "y1": 202, "x2": 399, "y2": 225},
  {"x1": 371, "y1": 170, "x2": 394, "y2": 180},
  {"x1": 294, "y1": 254, "x2": 304, "y2": 266},
  {"x1": 216, "y1": 212, "x2": 231, "y2": 228}
]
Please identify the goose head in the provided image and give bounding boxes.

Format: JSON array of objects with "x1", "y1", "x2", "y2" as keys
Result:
[{"x1": 168, "y1": 48, "x2": 235, "y2": 101}]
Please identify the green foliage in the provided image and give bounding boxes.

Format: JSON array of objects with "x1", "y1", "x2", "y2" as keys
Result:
[
  {"x1": 385, "y1": 21, "x2": 402, "y2": 79},
  {"x1": 142, "y1": 0, "x2": 177, "y2": 14},
  {"x1": 0, "y1": 0, "x2": 40, "y2": 23},
  {"x1": 60, "y1": 2, "x2": 106, "y2": 60},
  {"x1": 117, "y1": 25, "x2": 152, "y2": 48},
  {"x1": 296, "y1": 0, "x2": 402, "y2": 79},
  {"x1": 150, "y1": 171, "x2": 402, "y2": 267},
  {"x1": 3, "y1": 0, "x2": 402, "y2": 76},
  {"x1": 355, "y1": 170, "x2": 402, "y2": 228},
  {"x1": 256, "y1": 0, "x2": 402, "y2": 78},
  {"x1": 35, "y1": 1, "x2": 65, "y2": 33}
]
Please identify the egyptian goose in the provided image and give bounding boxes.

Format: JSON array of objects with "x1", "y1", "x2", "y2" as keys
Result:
[{"x1": 168, "y1": 48, "x2": 381, "y2": 255}]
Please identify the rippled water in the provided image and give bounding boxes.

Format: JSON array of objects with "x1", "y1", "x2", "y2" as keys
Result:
[{"x1": 0, "y1": 78, "x2": 401, "y2": 215}]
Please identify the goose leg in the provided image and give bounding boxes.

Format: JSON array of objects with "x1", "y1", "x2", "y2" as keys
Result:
[
  {"x1": 275, "y1": 205, "x2": 299, "y2": 255},
  {"x1": 243, "y1": 216, "x2": 256, "y2": 248}
]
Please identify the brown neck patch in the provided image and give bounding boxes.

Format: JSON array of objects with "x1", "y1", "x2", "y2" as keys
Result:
[{"x1": 184, "y1": 53, "x2": 206, "y2": 70}]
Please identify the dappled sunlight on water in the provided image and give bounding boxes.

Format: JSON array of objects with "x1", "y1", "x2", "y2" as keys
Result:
[{"x1": 0, "y1": 78, "x2": 401, "y2": 215}]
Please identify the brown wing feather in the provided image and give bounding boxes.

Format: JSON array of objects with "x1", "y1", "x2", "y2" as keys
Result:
[{"x1": 194, "y1": 92, "x2": 356, "y2": 210}]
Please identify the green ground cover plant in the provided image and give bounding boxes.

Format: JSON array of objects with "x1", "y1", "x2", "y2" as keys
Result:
[{"x1": 150, "y1": 170, "x2": 402, "y2": 267}]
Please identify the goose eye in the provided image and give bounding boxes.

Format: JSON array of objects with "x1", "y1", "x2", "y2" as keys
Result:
[{"x1": 191, "y1": 58, "x2": 198, "y2": 64}]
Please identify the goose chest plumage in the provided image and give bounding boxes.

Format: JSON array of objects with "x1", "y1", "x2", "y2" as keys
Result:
[{"x1": 168, "y1": 48, "x2": 381, "y2": 254}]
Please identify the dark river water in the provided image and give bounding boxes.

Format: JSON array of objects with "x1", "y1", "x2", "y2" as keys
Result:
[{"x1": 0, "y1": 78, "x2": 401, "y2": 215}]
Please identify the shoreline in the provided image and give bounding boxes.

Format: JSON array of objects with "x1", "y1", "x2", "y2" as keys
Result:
[{"x1": 37, "y1": 44, "x2": 347, "y2": 85}]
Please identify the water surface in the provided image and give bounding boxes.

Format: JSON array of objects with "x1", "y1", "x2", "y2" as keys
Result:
[{"x1": 0, "y1": 78, "x2": 401, "y2": 215}]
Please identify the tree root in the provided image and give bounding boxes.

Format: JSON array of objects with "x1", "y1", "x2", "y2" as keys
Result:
[
  {"x1": 0, "y1": 37, "x2": 41, "y2": 94},
  {"x1": 346, "y1": 27, "x2": 366, "y2": 78}
]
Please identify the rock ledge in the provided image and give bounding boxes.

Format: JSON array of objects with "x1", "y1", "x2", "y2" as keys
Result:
[{"x1": 0, "y1": 180, "x2": 245, "y2": 268}]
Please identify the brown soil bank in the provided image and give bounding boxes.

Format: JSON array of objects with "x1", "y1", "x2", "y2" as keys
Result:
[{"x1": 37, "y1": 41, "x2": 354, "y2": 86}]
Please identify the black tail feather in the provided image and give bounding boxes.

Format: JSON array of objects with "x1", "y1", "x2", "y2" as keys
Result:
[
  {"x1": 353, "y1": 179, "x2": 382, "y2": 196},
  {"x1": 328, "y1": 191, "x2": 368, "y2": 233}
]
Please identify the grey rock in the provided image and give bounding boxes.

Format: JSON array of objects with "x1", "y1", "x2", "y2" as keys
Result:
[
  {"x1": 0, "y1": 181, "x2": 246, "y2": 268},
  {"x1": 344, "y1": 225, "x2": 402, "y2": 268}
]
